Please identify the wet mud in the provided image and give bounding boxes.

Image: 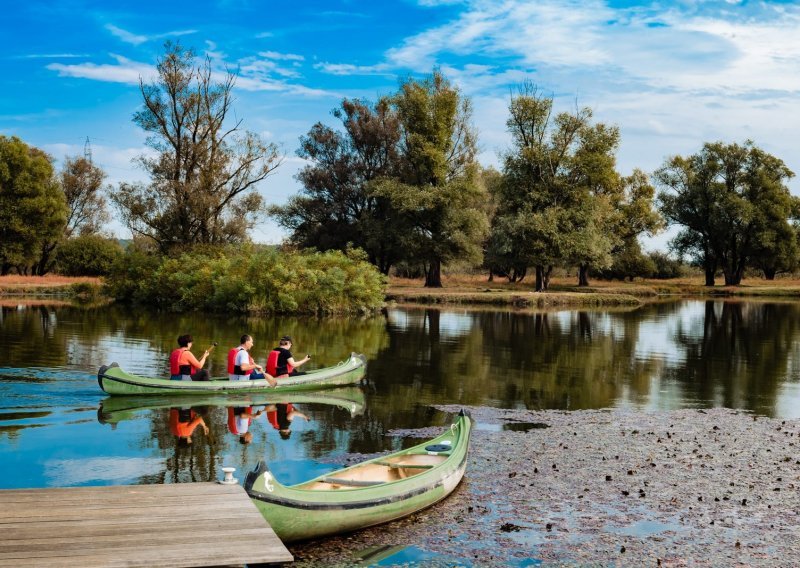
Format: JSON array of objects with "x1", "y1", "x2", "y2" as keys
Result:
[{"x1": 290, "y1": 406, "x2": 800, "y2": 566}]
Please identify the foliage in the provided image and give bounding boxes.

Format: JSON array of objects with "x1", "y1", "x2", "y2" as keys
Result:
[
  {"x1": 487, "y1": 84, "x2": 628, "y2": 290},
  {"x1": 105, "y1": 246, "x2": 386, "y2": 314},
  {"x1": 55, "y1": 235, "x2": 124, "y2": 276},
  {"x1": 594, "y1": 239, "x2": 656, "y2": 281},
  {"x1": 111, "y1": 42, "x2": 281, "y2": 252},
  {"x1": 372, "y1": 70, "x2": 489, "y2": 287},
  {"x1": 647, "y1": 251, "x2": 688, "y2": 280},
  {"x1": 270, "y1": 98, "x2": 407, "y2": 274},
  {"x1": 61, "y1": 156, "x2": 109, "y2": 237},
  {"x1": 0, "y1": 136, "x2": 67, "y2": 275},
  {"x1": 656, "y1": 140, "x2": 797, "y2": 285}
]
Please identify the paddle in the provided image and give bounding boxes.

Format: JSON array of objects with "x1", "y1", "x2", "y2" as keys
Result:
[{"x1": 206, "y1": 341, "x2": 218, "y2": 354}]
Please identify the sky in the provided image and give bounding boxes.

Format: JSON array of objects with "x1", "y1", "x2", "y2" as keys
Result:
[{"x1": 2, "y1": 0, "x2": 800, "y2": 249}]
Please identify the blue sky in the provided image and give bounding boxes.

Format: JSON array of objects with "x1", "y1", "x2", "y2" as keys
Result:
[{"x1": 3, "y1": 0, "x2": 800, "y2": 247}]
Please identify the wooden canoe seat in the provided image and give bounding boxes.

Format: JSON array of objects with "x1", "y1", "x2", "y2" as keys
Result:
[
  {"x1": 375, "y1": 461, "x2": 435, "y2": 469},
  {"x1": 322, "y1": 477, "x2": 386, "y2": 487}
]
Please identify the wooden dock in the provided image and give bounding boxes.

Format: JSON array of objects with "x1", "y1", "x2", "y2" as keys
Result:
[{"x1": 0, "y1": 482, "x2": 293, "y2": 567}]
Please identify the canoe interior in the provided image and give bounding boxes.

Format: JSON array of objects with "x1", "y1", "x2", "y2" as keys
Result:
[{"x1": 300, "y1": 454, "x2": 449, "y2": 490}]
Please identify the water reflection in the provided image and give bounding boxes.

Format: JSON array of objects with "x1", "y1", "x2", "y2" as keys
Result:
[{"x1": 3, "y1": 299, "x2": 800, "y2": 489}]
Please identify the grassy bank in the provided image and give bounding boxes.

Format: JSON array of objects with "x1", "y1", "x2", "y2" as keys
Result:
[
  {"x1": 387, "y1": 274, "x2": 800, "y2": 307},
  {"x1": 0, "y1": 275, "x2": 102, "y2": 296}
]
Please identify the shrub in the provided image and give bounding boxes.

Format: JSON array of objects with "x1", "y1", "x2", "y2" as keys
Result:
[
  {"x1": 648, "y1": 251, "x2": 687, "y2": 279},
  {"x1": 55, "y1": 235, "x2": 124, "y2": 276},
  {"x1": 106, "y1": 245, "x2": 386, "y2": 314}
]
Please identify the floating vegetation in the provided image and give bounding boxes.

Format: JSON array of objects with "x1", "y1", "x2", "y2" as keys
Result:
[{"x1": 290, "y1": 406, "x2": 800, "y2": 566}]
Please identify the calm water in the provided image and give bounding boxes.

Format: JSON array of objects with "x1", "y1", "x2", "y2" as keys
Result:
[{"x1": 2, "y1": 299, "x2": 800, "y2": 491}]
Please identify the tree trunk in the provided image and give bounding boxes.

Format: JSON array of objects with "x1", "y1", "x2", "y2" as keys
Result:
[
  {"x1": 425, "y1": 259, "x2": 442, "y2": 288},
  {"x1": 488, "y1": 269, "x2": 494, "y2": 282},
  {"x1": 763, "y1": 268, "x2": 776, "y2": 280},
  {"x1": 578, "y1": 264, "x2": 590, "y2": 287},
  {"x1": 704, "y1": 265, "x2": 715, "y2": 286},
  {"x1": 535, "y1": 265, "x2": 544, "y2": 292}
]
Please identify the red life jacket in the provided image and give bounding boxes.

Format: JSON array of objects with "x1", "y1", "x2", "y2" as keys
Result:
[
  {"x1": 267, "y1": 403, "x2": 293, "y2": 429},
  {"x1": 170, "y1": 347, "x2": 197, "y2": 376},
  {"x1": 227, "y1": 406, "x2": 252, "y2": 435},
  {"x1": 229, "y1": 347, "x2": 252, "y2": 377},
  {"x1": 267, "y1": 348, "x2": 293, "y2": 377},
  {"x1": 227, "y1": 348, "x2": 238, "y2": 375}
]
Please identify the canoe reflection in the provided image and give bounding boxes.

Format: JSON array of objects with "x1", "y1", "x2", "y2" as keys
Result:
[{"x1": 97, "y1": 387, "x2": 366, "y2": 425}]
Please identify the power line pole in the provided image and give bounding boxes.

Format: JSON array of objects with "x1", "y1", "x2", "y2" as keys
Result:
[{"x1": 84, "y1": 136, "x2": 92, "y2": 164}]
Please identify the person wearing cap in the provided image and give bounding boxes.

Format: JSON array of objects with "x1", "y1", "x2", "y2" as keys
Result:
[{"x1": 266, "y1": 336, "x2": 310, "y2": 378}]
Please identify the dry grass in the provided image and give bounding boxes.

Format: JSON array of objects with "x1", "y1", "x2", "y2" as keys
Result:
[{"x1": 0, "y1": 275, "x2": 102, "y2": 295}]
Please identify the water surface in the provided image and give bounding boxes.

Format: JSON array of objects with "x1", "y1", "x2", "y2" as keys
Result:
[{"x1": 1, "y1": 299, "x2": 799, "y2": 490}]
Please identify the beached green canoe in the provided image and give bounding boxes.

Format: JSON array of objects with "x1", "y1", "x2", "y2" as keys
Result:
[
  {"x1": 97, "y1": 386, "x2": 367, "y2": 425},
  {"x1": 245, "y1": 411, "x2": 472, "y2": 542},
  {"x1": 97, "y1": 353, "x2": 366, "y2": 396}
]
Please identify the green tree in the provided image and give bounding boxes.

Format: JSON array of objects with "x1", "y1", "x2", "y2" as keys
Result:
[
  {"x1": 372, "y1": 70, "x2": 488, "y2": 287},
  {"x1": 656, "y1": 141, "x2": 796, "y2": 285},
  {"x1": 37, "y1": 156, "x2": 110, "y2": 275},
  {"x1": 55, "y1": 234, "x2": 123, "y2": 276},
  {"x1": 270, "y1": 98, "x2": 406, "y2": 274},
  {"x1": 488, "y1": 84, "x2": 627, "y2": 291},
  {"x1": 0, "y1": 136, "x2": 67, "y2": 275},
  {"x1": 112, "y1": 42, "x2": 281, "y2": 252}
]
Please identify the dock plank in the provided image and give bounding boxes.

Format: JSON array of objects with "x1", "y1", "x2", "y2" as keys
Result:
[{"x1": 0, "y1": 483, "x2": 293, "y2": 567}]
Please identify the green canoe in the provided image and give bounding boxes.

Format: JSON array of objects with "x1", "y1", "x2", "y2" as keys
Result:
[
  {"x1": 97, "y1": 386, "x2": 367, "y2": 425},
  {"x1": 97, "y1": 353, "x2": 366, "y2": 396},
  {"x1": 245, "y1": 410, "x2": 472, "y2": 543}
]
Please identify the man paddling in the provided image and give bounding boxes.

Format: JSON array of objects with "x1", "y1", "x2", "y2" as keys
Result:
[{"x1": 230, "y1": 334, "x2": 277, "y2": 386}]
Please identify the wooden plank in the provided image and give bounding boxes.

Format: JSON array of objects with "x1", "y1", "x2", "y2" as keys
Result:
[{"x1": 0, "y1": 483, "x2": 293, "y2": 567}]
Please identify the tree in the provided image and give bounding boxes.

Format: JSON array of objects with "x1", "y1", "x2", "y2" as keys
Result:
[
  {"x1": 0, "y1": 136, "x2": 66, "y2": 275},
  {"x1": 112, "y1": 42, "x2": 280, "y2": 252},
  {"x1": 36, "y1": 156, "x2": 110, "y2": 275},
  {"x1": 270, "y1": 98, "x2": 406, "y2": 274},
  {"x1": 61, "y1": 156, "x2": 109, "y2": 237},
  {"x1": 372, "y1": 71, "x2": 488, "y2": 287},
  {"x1": 656, "y1": 141, "x2": 796, "y2": 286},
  {"x1": 487, "y1": 84, "x2": 624, "y2": 291},
  {"x1": 55, "y1": 234, "x2": 123, "y2": 276}
]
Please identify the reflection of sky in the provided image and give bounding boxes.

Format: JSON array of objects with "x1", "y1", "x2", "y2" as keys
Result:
[
  {"x1": 634, "y1": 301, "x2": 708, "y2": 364},
  {"x1": 388, "y1": 309, "x2": 475, "y2": 340}
]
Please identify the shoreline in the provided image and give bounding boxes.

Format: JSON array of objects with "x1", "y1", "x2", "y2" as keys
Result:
[{"x1": 291, "y1": 406, "x2": 800, "y2": 566}]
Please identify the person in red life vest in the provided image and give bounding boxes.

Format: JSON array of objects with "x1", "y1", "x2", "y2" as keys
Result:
[
  {"x1": 265, "y1": 403, "x2": 309, "y2": 440},
  {"x1": 266, "y1": 336, "x2": 310, "y2": 378},
  {"x1": 169, "y1": 407, "x2": 209, "y2": 446},
  {"x1": 229, "y1": 334, "x2": 277, "y2": 386},
  {"x1": 227, "y1": 405, "x2": 272, "y2": 445},
  {"x1": 169, "y1": 334, "x2": 210, "y2": 381}
]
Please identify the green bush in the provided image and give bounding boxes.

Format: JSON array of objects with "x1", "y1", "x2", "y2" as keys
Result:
[
  {"x1": 55, "y1": 235, "x2": 124, "y2": 276},
  {"x1": 105, "y1": 245, "x2": 386, "y2": 314},
  {"x1": 648, "y1": 251, "x2": 687, "y2": 279}
]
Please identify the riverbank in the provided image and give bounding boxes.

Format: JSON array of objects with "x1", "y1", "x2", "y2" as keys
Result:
[
  {"x1": 292, "y1": 406, "x2": 800, "y2": 566},
  {"x1": 387, "y1": 274, "x2": 800, "y2": 308},
  {"x1": 0, "y1": 275, "x2": 102, "y2": 296}
]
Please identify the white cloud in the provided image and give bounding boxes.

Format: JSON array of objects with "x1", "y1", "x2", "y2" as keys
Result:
[
  {"x1": 14, "y1": 53, "x2": 90, "y2": 59},
  {"x1": 259, "y1": 50, "x2": 305, "y2": 61},
  {"x1": 46, "y1": 54, "x2": 155, "y2": 85},
  {"x1": 105, "y1": 23, "x2": 197, "y2": 46}
]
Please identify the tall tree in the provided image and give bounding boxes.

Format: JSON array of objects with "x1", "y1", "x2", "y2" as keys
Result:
[
  {"x1": 35, "y1": 156, "x2": 110, "y2": 275},
  {"x1": 112, "y1": 42, "x2": 280, "y2": 252},
  {"x1": 488, "y1": 84, "x2": 624, "y2": 291},
  {"x1": 270, "y1": 98, "x2": 406, "y2": 274},
  {"x1": 61, "y1": 156, "x2": 109, "y2": 237},
  {"x1": 656, "y1": 141, "x2": 795, "y2": 286},
  {"x1": 372, "y1": 70, "x2": 488, "y2": 287},
  {"x1": 0, "y1": 136, "x2": 66, "y2": 275}
]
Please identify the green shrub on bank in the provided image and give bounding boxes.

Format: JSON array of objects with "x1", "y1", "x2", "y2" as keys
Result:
[
  {"x1": 56, "y1": 235, "x2": 124, "y2": 276},
  {"x1": 105, "y1": 246, "x2": 386, "y2": 314}
]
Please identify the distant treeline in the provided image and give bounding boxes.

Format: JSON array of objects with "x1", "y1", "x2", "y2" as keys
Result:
[{"x1": 2, "y1": 42, "x2": 798, "y2": 300}]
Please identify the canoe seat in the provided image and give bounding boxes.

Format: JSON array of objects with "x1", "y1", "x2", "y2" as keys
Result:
[
  {"x1": 375, "y1": 461, "x2": 435, "y2": 470},
  {"x1": 321, "y1": 477, "x2": 385, "y2": 487}
]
